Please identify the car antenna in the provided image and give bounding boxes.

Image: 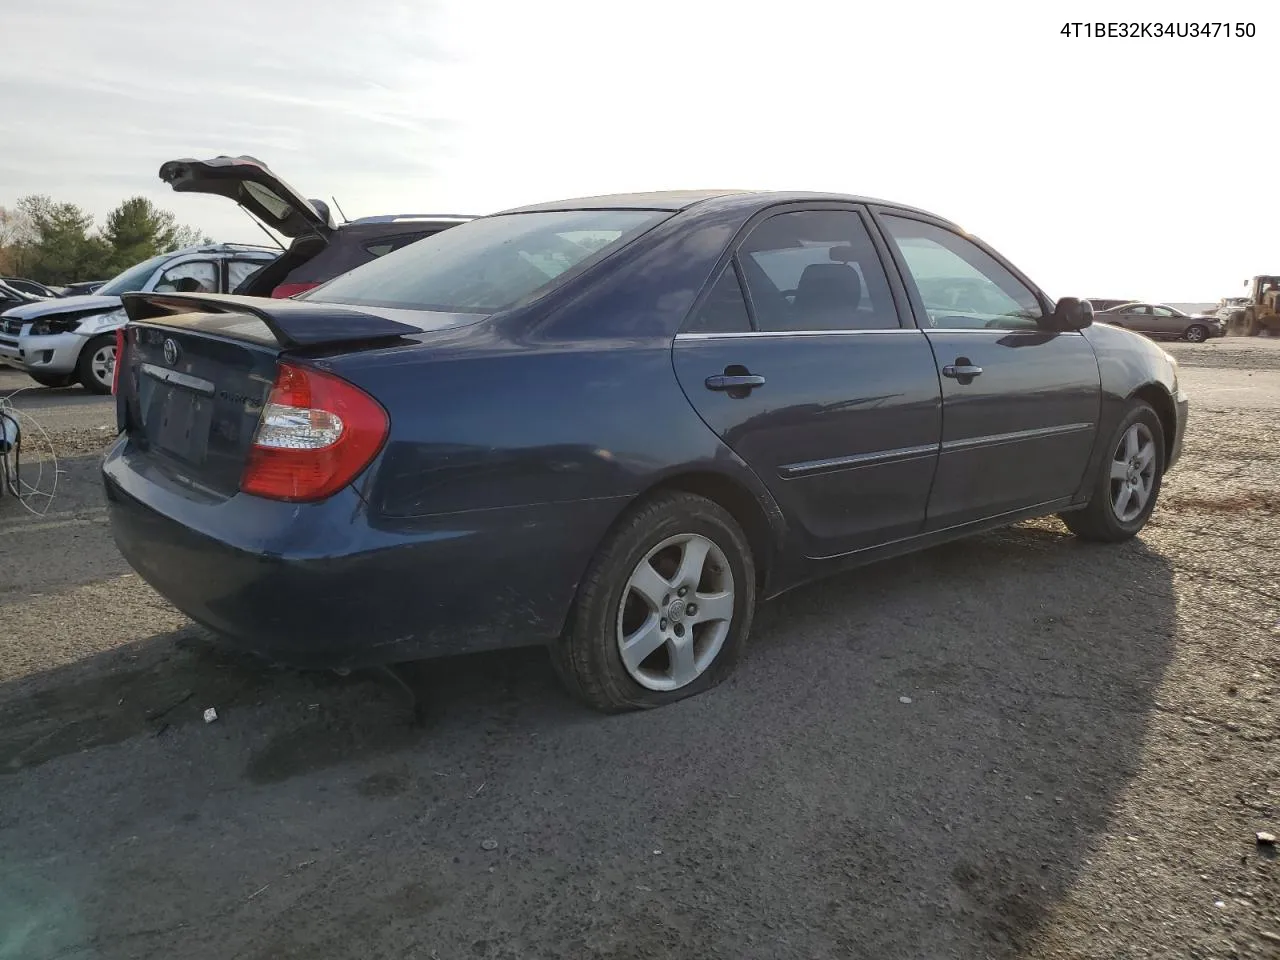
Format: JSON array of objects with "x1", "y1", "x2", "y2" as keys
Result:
[
  {"x1": 331, "y1": 196, "x2": 350, "y2": 224},
  {"x1": 240, "y1": 206, "x2": 286, "y2": 251}
]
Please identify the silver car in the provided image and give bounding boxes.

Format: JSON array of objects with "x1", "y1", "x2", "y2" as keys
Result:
[
  {"x1": 0, "y1": 243, "x2": 277, "y2": 392},
  {"x1": 1097, "y1": 302, "x2": 1225, "y2": 343}
]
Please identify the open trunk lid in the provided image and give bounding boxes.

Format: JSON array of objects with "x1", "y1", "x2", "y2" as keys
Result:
[
  {"x1": 115, "y1": 292, "x2": 423, "y2": 499},
  {"x1": 159, "y1": 155, "x2": 336, "y2": 240}
]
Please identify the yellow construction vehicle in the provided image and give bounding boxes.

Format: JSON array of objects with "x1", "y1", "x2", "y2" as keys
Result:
[{"x1": 1226, "y1": 275, "x2": 1280, "y2": 336}]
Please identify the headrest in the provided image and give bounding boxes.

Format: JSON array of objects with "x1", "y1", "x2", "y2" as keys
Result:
[
  {"x1": 795, "y1": 263, "x2": 863, "y2": 309},
  {"x1": 798, "y1": 263, "x2": 860, "y2": 285}
]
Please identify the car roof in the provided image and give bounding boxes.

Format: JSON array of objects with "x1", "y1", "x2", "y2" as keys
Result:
[
  {"x1": 347, "y1": 214, "x2": 477, "y2": 226},
  {"x1": 496, "y1": 189, "x2": 949, "y2": 222}
]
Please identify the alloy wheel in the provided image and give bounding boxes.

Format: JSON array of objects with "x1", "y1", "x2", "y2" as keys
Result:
[
  {"x1": 90, "y1": 344, "x2": 116, "y2": 388},
  {"x1": 616, "y1": 533, "x2": 735, "y2": 691},
  {"x1": 1109, "y1": 422, "x2": 1157, "y2": 522}
]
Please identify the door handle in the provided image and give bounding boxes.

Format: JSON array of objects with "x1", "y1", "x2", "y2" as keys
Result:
[
  {"x1": 705, "y1": 374, "x2": 766, "y2": 391},
  {"x1": 942, "y1": 363, "x2": 983, "y2": 379}
]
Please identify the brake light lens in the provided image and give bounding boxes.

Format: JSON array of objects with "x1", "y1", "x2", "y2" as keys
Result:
[
  {"x1": 271, "y1": 282, "x2": 321, "y2": 299},
  {"x1": 111, "y1": 327, "x2": 126, "y2": 395},
  {"x1": 240, "y1": 362, "x2": 389, "y2": 502}
]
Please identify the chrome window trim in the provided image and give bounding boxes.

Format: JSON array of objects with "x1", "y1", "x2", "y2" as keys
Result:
[
  {"x1": 675, "y1": 329, "x2": 916, "y2": 340},
  {"x1": 675, "y1": 327, "x2": 1082, "y2": 340}
]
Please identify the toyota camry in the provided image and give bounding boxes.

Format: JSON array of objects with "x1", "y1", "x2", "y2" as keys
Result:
[{"x1": 103, "y1": 190, "x2": 1188, "y2": 712}]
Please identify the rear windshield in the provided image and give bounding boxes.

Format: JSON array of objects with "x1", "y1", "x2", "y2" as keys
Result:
[{"x1": 304, "y1": 209, "x2": 668, "y2": 313}]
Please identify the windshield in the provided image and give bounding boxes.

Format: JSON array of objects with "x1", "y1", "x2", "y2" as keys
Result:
[
  {"x1": 96, "y1": 254, "x2": 169, "y2": 296},
  {"x1": 306, "y1": 209, "x2": 668, "y2": 313}
]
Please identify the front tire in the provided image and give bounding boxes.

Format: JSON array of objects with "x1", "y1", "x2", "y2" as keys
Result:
[
  {"x1": 1060, "y1": 401, "x2": 1165, "y2": 542},
  {"x1": 1184, "y1": 324, "x2": 1208, "y2": 343},
  {"x1": 552, "y1": 491, "x2": 756, "y2": 713},
  {"x1": 77, "y1": 334, "x2": 116, "y2": 394}
]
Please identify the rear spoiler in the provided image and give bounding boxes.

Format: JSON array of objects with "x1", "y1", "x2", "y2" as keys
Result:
[{"x1": 120, "y1": 292, "x2": 423, "y2": 350}]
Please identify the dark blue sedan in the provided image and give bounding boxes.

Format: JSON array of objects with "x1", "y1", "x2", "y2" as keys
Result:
[{"x1": 103, "y1": 190, "x2": 1188, "y2": 712}]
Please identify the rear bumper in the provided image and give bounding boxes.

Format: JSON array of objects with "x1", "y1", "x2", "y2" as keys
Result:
[{"x1": 102, "y1": 439, "x2": 626, "y2": 670}]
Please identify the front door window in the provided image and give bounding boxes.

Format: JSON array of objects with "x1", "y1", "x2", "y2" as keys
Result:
[{"x1": 153, "y1": 261, "x2": 217, "y2": 294}]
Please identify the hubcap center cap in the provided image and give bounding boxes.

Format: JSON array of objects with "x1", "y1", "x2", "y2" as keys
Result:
[{"x1": 666, "y1": 599, "x2": 686, "y2": 623}]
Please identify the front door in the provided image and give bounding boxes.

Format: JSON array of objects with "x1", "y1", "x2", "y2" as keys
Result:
[
  {"x1": 1147, "y1": 305, "x2": 1183, "y2": 337},
  {"x1": 875, "y1": 213, "x2": 1101, "y2": 529},
  {"x1": 151, "y1": 260, "x2": 219, "y2": 295},
  {"x1": 673, "y1": 206, "x2": 942, "y2": 559}
]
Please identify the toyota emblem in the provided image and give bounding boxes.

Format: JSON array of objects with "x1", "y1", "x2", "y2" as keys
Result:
[{"x1": 162, "y1": 338, "x2": 180, "y2": 366}]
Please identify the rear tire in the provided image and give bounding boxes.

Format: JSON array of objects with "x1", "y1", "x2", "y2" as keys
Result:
[
  {"x1": 77, "y1": 334, "x2": 116, "y2": 394},
  {"x1": 28, "y1": 372, "x2": 75, "y2": 388},
  {"x1": 551, "y1": 491, "x2": 756, "y2": 713},
  {"x1": 1184, "y1": 324, "x2": 1208, "y2": 343},
  {"x1": 1060, "y1": 401, "x2": 1165, "y2": 542}
]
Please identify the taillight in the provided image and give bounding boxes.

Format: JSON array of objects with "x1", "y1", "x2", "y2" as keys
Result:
[
  {"x1": 240, "y1": 362, "x2": 389, "y2": 503},
  {"x1": 271, "y1": 282, "x2": 320, "y2": 299},
  {"x1": 111, "y1": 327, "x2": 126, "y2": 395}
]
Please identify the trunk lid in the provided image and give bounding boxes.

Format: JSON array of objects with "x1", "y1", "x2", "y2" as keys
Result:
[
  {"x1": 115, "y1": 292, "x2": 426, "y2": 499},
  {"x1": 158, "y1": 155, "x2": 336, "y2": 240}
]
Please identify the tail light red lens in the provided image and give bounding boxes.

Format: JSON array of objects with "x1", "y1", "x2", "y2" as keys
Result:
[
  {"x1": 240, "y1": 362, "x2": 389, "y2": 502},
  {"x1": 270, "y1": 282, "x2": 321, "y2": 299},
  {"x1": 111, "y1": 327, "x2": 126, "y2": 395}
]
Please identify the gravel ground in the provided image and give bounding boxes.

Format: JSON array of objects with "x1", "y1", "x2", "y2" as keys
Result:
[{"x1": 1, "y1": 340, "x2": 1277, "y2": 960}]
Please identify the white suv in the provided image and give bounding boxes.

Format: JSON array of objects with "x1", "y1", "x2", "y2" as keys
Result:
[{"x1": 0, "y1": 243, "x2": 278, "y2": 393}]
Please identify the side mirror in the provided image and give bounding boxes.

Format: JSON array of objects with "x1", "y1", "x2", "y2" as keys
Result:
[{"x1": 1052, "y1": 296, "x2": 1093, "y2": 331}]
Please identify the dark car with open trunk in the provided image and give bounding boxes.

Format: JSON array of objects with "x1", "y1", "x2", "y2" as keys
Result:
[{"x1": 159, "y1": 154, "x2": 474, "y2": 298}]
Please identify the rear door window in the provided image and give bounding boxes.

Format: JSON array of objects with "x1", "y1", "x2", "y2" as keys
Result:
[
  {"x1": 736, "y1": 209, "x2": 901, "y2": 332},
  {"x1": 227, "y1": 260, "x2": 268, "y2": 291},
  {"x1": 684, "y1": 264, "x2": 753, "y2": 334}
]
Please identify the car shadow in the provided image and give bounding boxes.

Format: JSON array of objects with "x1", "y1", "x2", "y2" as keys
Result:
[
  {"x1": 0, "y1": 518, "x2": 1177, "y2": 960},
  {"x1": 0, "y1": 375, "x2": 110, "y2": 409}
]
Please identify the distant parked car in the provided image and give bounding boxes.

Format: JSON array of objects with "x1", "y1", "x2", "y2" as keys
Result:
[
  {"x1": 1086, "y1": 298, "x2": 1141, "y2": 312},
  {"x1": 61, "y1": 280, "x2": 106, "y2": 297},
  {"x1": 104, "y1": 188, "x2": 1187, "y2": 713},
  {"x1": 0, "y1": 280, "x2": 47, "y2": 312},
  {"x1": 1097, "y1": 302, "x2": 1225, "y2": 342},
  {"x1": 159, "y1": 154, "x2": 474, "y2": 298},
  {"x1": 0, "y1": 243, "x2": 278, "y2": 392},
  {"x1": 2, "y1": 277, "x2": 61, "y2": 299}
]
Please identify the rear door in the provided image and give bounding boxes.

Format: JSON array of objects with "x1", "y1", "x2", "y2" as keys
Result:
[
  {"x1": 1116, "y1": 304, "x2": 1152, "y2": 332},
  {"x1": 672, "y1": 205, "x2": 942, "y2": 559},
  {"x1": 874, "y1": 211, "x2": 1101, "y2": 529}
]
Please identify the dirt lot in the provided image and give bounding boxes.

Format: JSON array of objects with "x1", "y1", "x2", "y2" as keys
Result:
[{"x1": 1, "y1": 340, "x2": 1278, "y2": 960}]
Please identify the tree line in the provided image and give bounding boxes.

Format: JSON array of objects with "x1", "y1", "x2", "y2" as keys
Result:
[{"x1": 0, "y1": 195, "x2": 213, "y2": 285}]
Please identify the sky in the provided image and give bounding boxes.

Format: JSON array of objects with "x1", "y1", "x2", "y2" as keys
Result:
[{"x1": 0, "y1": 0, "x2": 1272, "y2": 302}]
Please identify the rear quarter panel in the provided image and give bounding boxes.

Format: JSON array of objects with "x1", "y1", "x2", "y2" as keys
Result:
[{"x1": 313, "y1": 202, "x2": 790, "y2": 641}]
